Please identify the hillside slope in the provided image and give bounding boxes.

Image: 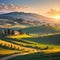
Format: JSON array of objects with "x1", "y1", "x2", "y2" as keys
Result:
[
  {"x1": 22, "y1": 25, "x2": 59, "y2": 34},
  {"x1": 22, "y1": 34, "x2": 60, "y2": 45},
  {"x1": 0, "y1": 12, "x2": 60, "y2": 26}
]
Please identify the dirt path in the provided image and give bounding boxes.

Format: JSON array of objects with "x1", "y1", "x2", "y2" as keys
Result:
[
  {"x1": 0, "y1": 53, "x2": 30, "y2": 60},
  {"x1": 0, "y1": 49, "x2": 38, "y2": 60}
]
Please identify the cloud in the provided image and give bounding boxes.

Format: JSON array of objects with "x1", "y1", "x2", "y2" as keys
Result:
[
  {"x1": 0, "y1": 3, "x2": 28, "y2": 12},
  {"x1": 46, "y1": 9, "x2": 60, "y2": 16}
]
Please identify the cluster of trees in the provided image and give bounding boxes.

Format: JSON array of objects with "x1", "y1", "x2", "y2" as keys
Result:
[
  {"x1": 4, "y1": 29, "x2": 14, "y2": 35},
  {"x1": 1, "y1": 29, "x2": 14, "y2": 35},
  {"x1": 0, "y1": 29, "x2": 23, "y2": 35}
]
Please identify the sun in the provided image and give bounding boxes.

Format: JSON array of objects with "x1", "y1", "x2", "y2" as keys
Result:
[{"x1": 53, "y1": 15, "x2": 60, "y2": 19}]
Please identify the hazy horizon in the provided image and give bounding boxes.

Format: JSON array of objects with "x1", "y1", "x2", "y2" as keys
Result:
[{"x1": 0, "y1": 0, "x2": 60, "y2": 19}]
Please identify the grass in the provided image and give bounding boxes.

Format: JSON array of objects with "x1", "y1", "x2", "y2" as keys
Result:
[
  {"x1": 21, "y1": 25, "x2": 59, "y2": 34},
  {"x1": 0, "y1": 49, "x2": 19, "y2": 55},
  {"x1": 8, "y1": 52, "x2": 60, "y2": 60},
  {"x1": 22, "y1": 34, "x2": 60, "y2": 45},
  {"x1": 6, "y1": 33, "x2": 32, "y2": 39},
  {"x1": 0, "y1": 47, "x2": 21, "y2": 58}
]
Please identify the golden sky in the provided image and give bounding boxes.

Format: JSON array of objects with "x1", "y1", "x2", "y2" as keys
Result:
[{"x1": 0, "y1": 0, "x2": 60, "y2": 19}]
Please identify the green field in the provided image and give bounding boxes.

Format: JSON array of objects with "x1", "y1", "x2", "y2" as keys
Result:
[
  {"x1": 21, "y1": 25, "x2": 59, "y2": 34},
  {"x1": 0, "y1": 25, "x2": 60, "y2": 60}
]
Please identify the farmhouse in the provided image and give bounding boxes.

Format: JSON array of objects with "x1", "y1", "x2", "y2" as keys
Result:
[{"x1": 13, "y1": 30, "x2": 20, "y2": 35}]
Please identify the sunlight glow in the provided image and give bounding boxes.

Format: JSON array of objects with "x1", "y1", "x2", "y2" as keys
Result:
[{"x1": 53, "y1": 15, "x2": 60, "y2": 19}]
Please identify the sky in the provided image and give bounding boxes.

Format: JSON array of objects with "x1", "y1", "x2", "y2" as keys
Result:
[{"x1": 0, "y1": 0, "x2": 60, "y2": 17}]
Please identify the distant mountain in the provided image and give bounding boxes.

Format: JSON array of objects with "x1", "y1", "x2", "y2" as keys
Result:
[
  {"x1": 0, "y1": 12, "x2": 60, "y2": 26},
  {"x1": 0, "y1": 12, "x2": 53, "y2": 20}
]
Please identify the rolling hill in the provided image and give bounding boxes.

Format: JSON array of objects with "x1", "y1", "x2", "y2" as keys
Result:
[
  {"x1": 0, "y1": 12, "x2": 60, "y2": 26},
  {"x1": 22, "y1": 25, "x2": 59, "y2": 34},
  {"x1": 0, "y1": 12, "x2": 60, "y2": 60}
]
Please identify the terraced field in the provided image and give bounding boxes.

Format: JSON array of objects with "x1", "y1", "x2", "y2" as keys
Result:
[
  {"x1": 0, "y1": 25, "x2": 60, "y2": 60},
  {"x1": 0, "y1": 34, "x2": 38, "y2": 59}
]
